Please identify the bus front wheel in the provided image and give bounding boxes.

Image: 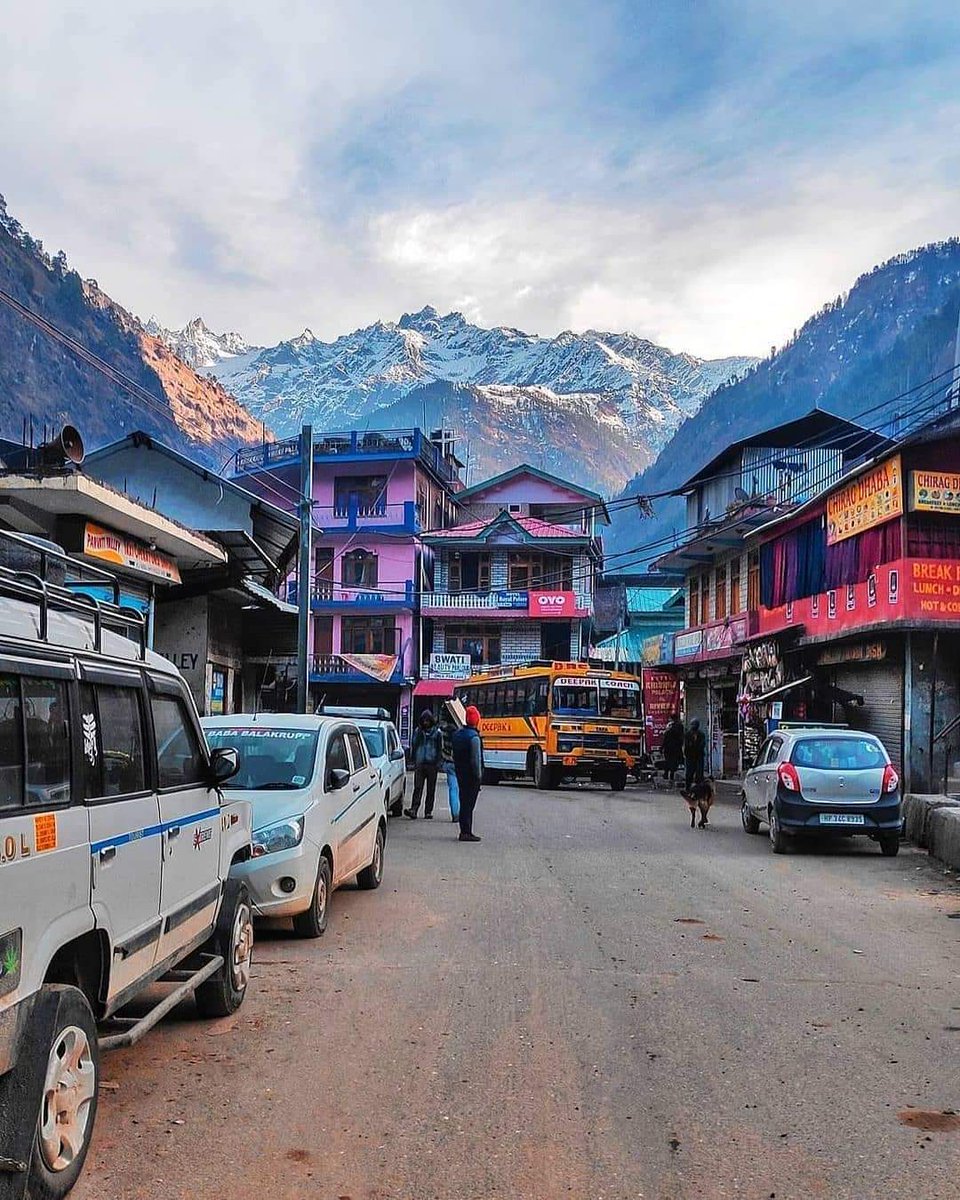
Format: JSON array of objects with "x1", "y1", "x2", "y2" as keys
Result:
[{"x1": 532, "y1": 748, "x2": 558, "y2": 791}]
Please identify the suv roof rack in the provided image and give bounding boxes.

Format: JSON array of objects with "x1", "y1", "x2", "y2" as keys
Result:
[
  {"x1": 776, "y1": 721, "x2": 850, "y2": 730},
  {"x1": 0, "y1": 528, "x2": 147, "y2": 659}
]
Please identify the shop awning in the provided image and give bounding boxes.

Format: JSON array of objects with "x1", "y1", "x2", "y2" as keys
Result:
[
  {"x1": 240, "y1": 578, "x2": 298, "y2": 614},
  {"x1": 751, "y1": 674, "x2": 812, "y2": 703},
  {"x1": 414, "y1": 679, "x2": 457, "y2": 697}
]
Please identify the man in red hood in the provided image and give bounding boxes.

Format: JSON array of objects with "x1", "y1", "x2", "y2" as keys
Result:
[{"x1": 451, "y1": 705, "x2": 484, "y2": 842}]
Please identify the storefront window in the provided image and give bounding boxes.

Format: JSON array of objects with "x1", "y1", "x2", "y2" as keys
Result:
[{"x1": 444, "y1": 624, "x2": 501, "y2": 665}]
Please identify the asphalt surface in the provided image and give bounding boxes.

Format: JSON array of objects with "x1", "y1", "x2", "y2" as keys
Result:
[{"x1": 74, "y1": 780, "x2": 960, "y2": 1200}]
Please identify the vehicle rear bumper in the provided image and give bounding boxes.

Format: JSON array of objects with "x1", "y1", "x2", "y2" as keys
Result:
[
  {"x1": 229, "y1": 842, "x2": 320, "y2": 918},
  {"x1": 553, "y1": 751, "x2": 633, "y2": 774},
  {"x1": 775, "y1": 791, "x2": 902, "y2": 834}
]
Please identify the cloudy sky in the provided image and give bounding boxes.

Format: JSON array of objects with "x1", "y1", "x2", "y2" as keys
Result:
[{"x1": 2, "y1": 1, "x2": 959, "y2": 357}]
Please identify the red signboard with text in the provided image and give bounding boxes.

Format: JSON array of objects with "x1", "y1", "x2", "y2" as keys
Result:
[
  {"x1": 642, "y1": 670, "x2": 681, "y2": 744},
  {"x1": 758, "y1": 558, "x2": 960, "y2": 639},
  {"x1": 528, "y1": 590, "x2": 580, "y2": 618}
]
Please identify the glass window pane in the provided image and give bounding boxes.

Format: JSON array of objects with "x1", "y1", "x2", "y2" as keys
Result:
[
  {"x1": 346, "y1": 730, "x2": 366, "y2": 770},
  {"x1": 23, "y1": 677, "x2": 71, "y2": 806},
  {"x1": 0, "y1": 674, "x2": 23, "y2": 808},
  {"x1": 153, "y1": 696, "x2": 207, "y2": 789},
  {"x1": 205, "y1": 726, "x2": 318, "y2": 789},
  {"x1": 326, "y1": 734, "x2": 349, "y2": 774},
  {"x1": 96, "y1": 685, "x2": 146, "y2": 797}
]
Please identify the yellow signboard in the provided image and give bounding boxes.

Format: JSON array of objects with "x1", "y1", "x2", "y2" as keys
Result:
[
  {"x1": 83, "y1": 522, "x2": 181, "y2": 583},
  {"x1": 911, "y1": 469, "x2": 960, "y2": 514},
  {"x1": 826, "y1": 455, "x2": 903, "y2": 546}
]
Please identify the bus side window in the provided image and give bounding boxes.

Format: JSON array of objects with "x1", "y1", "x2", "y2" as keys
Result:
[
  {"x1": 504, "y1": 683, "x2": 516, "y2": 717},
  {"x1": 535, "y1": 681, "x2": 548, "y2": 715}
]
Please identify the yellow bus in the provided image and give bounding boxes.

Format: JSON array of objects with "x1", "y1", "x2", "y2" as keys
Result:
[{"x1": 457, "y1": 660, "x2": 643, "y2": 791}]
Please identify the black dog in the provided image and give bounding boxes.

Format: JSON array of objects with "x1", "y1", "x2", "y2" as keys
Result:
[{"x1": 682, "y1": 778, "x2": 715, "y2": 829}]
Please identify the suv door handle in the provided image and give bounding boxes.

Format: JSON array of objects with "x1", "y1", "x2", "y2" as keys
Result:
[
  {"x1": 167, "y1": 826, "x2": 181, "y2": 840},
  {"x1": 99, "y1": 846, "x2": 117, "y2": 863}
]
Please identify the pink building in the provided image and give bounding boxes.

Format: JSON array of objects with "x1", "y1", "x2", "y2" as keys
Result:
[
  {"x1": 234, "y1": 429, "x2": 463, "y2": 741},
  {"x1": 417, "y1": 465, "x2": 607, "y2": 722}
]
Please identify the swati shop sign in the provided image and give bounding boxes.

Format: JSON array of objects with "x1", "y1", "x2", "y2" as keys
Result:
[{"x1": 826, "y1": 455, "x2": 903, "y2": 545}]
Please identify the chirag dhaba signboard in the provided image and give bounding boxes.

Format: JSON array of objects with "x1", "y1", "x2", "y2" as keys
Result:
[
  {"x1": 82, "y1": 521, "x2": 181, "y2": 583},
  {"x1": 910, "y1": 469, "x2": 960, "y2": 514},
  {"x1": 826, "y1": 455, "x2": 903, "y2": 545}
]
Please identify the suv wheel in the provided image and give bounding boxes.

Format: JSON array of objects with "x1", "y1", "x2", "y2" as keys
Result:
[
  {"x1": 293, "y1": 855, "x2": 332, "y2": 938},
  {"x1": 769, "y1": 806, "x2": 789, "y2": 854},
  {"x1": 741, "y1": 797, "x2": 761, "y2": 834},
  {"x1": 357, "y1": 825, "x2": 385, "y2": 890},
  {"x1": 195, "y1": 881, "x2": 254, "y2": 1018},
  {"x1": 30, "y1": 985, "x2": 100, "y2": 1200}
]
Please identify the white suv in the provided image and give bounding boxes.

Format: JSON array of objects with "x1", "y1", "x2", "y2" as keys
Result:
[
  {"x1": 0, "y1": 538, "x2": 253, "y2": 1199},
  {"x1": 317, "y1": 706, "x2": 407, "y2": 817}
]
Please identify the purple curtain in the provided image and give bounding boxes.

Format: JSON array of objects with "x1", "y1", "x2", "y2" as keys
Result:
[{"x1": 824, "y1": 520, "x2": 901, "y2": 590}]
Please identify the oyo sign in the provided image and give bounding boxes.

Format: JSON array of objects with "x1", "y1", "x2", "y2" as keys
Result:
[{"x1": 528, "y1": 590, "x2": 578, "y2": 617}]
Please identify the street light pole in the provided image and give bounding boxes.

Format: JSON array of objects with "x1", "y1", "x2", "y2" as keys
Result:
[{"x1": 296, "y1": 424, "x2": 314, "y2": 714}]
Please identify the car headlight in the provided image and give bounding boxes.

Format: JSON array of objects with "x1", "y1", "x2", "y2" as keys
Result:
[{"x1": 252, "y1": 816, "x2": 305, "y2": 858}]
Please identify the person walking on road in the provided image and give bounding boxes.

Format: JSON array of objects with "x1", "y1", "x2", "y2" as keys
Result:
[
  {"x1": 452, "y1": 705, "x2": 484, "y2": 842},
  {"x1": 439, "y1": 708, "x2": 460, "y2": 823},
  {"x1": 683, "y1": 718, "x2": 706, "y2": 792},
  {"x1": 661, "y1": 712, "x2": 684, "y2": 784},
  {"x1": 405, "y1": 710, "x2": 443, "y2": 819}
]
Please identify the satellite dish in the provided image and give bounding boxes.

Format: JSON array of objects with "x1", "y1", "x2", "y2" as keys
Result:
[{"x1": 734, "y1": 486, "x2": 749, "y2": 503}]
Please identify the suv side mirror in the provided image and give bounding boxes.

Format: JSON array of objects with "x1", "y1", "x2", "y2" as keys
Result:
[
  {"x1": 390, "y1": 748, "x2": 406, "y2": 762},
  {"x1": 209, "y1": 746, "x2": 239, "y2": 786},
  {"x1": 327, "y1": 767, "x2": 351, "y2": 791}
]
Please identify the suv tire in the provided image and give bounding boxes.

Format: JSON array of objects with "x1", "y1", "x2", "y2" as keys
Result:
[
  {"x1": 293, "y1": 856, "x2": 332, "y2": 938},
  {"x1": 195, "y1": 881, "x2": 253, "y2": 1019},
  {"x1": 357, "y1": 824, "x2": 385, "y2": 890},
  {"x1": 741, "y1": 798, "x2": 762, "y2": 834},
  {"x1": 28, "y1": 985, "x2": 100, "y2": 1200}
]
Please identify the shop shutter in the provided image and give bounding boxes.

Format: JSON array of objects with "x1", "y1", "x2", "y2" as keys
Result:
[{"x1": 831, "y1": 660, "x2": 904, "y2": 768}]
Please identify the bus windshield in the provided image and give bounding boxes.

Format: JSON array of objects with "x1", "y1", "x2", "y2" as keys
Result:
[
  {"x1": 599, "y1": 680, "x2": 641, "y2": 719},
  {"x1": 552, "y1": 681, "x2": 599, "y2": 716}
]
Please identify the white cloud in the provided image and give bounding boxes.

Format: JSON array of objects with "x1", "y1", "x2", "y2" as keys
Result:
[{"x1": 0, "y1": 1, "x2": 958, "y2": 358}]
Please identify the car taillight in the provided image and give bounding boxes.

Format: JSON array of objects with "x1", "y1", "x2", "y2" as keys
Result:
[
  {"x1": 882, "y1": 764, "x2": 900, "y2": 794},
  {"x1": 777, "y1": 762, "x2": 801, "y2": 792}
]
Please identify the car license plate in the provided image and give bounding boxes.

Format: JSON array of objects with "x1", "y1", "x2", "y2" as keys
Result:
[{"x1": 820, "y1": 813, "x2": 865, "y2": 825}]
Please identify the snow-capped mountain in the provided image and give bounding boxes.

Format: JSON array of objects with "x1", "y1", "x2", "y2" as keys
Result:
[
  {"x1": 207, "y1": 307, "x2": 754, "y2": 493},
  {"x1": 146, "y1": 316, "x2": 257, "y2": 369}
]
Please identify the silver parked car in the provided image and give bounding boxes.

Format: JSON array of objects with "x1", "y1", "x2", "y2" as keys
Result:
[{"x1": 740, "y1": 724, "x2": 901, "y2": 855}]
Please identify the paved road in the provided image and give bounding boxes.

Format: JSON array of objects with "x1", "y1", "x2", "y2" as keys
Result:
[{"x1": 75, "y1": 781, "x2": 960, "y2": 1200}]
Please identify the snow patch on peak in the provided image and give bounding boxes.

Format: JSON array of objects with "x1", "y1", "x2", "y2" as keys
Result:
[{"x1": 149, "y1": 316, "x2": 256, "y2": 369}]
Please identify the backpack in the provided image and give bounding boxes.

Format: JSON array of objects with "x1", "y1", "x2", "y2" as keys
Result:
[{"x1": 421, "y1": 727, "x2": 440, "y2": 765}]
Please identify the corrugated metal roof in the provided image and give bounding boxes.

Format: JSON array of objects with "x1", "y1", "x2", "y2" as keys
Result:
[
  {"x1": 626, "y1": 587, "x2": 683, "y2": 614},
  {"x1": 593, "y1": 628, "x2": 647, "y2": 663}
]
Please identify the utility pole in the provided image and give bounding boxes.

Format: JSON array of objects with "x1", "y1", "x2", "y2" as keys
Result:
[{"x1": 296, "y1": 425, "x2": 314, "y2": 714}]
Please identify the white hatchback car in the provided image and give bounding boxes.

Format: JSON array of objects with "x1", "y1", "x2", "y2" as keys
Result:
[
  {"x1": 202, "y1": 714, "x2": 387, "y2": 937},
  {"x1": 317, "y1": 706, "x2": 407, "y2": 817}
]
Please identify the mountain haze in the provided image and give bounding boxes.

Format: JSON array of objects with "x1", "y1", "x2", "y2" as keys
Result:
[{"x1": 610, "y1": 239, "x2": 960, "y2": 557}]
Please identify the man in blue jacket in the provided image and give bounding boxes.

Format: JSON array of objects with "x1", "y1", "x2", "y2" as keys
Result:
[
  {"x1": 405, "y1": 710, "x2": 443, "y2": 819},
  {"x1": 452, "y1": 705, "x2": 484, "y2": 842}
]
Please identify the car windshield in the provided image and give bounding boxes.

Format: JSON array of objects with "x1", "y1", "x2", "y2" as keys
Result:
[
  {"x1": 791, "y1": 737, "x2": 886, "y2": 771},
  {"x1": 204, "y1": 727, "x2": 319, "y2": 790},
  {"x1": 599, "y1": 681, "x2": 641, "y2": 719},
  {"x1": 361, "y1": 728, "x2": 386, "y2": 759},
  {"x1": 553, "y1": 683, "x2": 599, "y2": 716}
]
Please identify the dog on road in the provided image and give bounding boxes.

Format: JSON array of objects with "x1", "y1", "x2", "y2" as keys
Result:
[{"x1": 682, "y1": 778, "x2": 715, "y2": 829}]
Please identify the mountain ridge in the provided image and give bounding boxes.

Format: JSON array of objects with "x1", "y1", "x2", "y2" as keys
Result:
[
  {"x1": 191, "y1": 305, "x2": 754, "y2": 493},
  {"x1": 608, "y1": 238, "x2": 960, "y2": 557}
]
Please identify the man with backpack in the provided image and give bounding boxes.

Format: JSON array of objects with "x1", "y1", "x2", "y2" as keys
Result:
[{"x1": 405, "y1": 710, "x2": 443, "y2": 819}]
